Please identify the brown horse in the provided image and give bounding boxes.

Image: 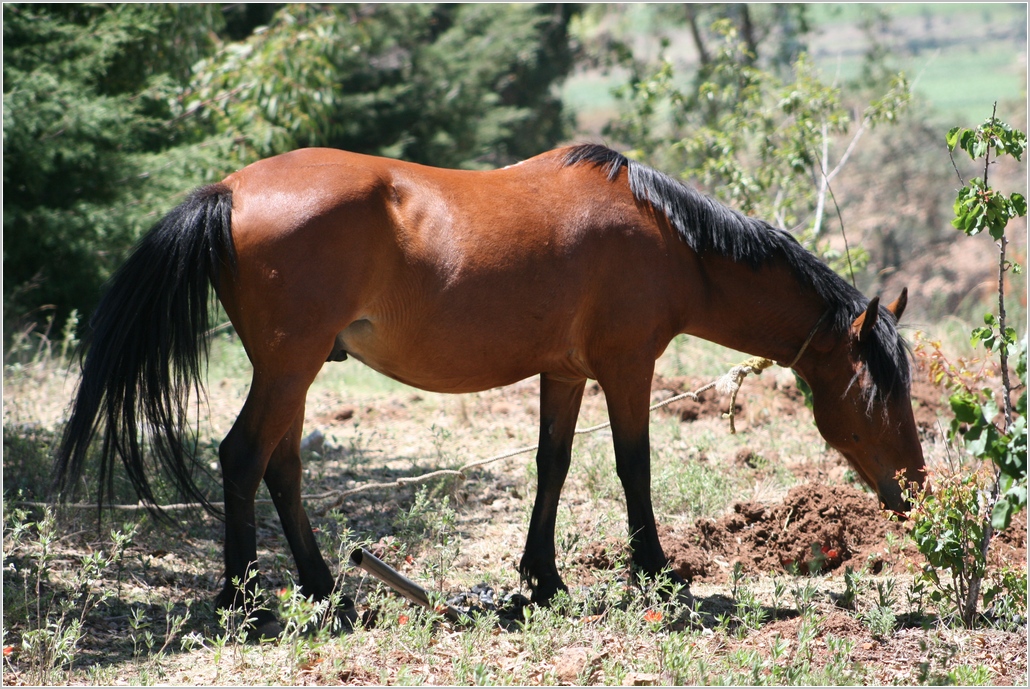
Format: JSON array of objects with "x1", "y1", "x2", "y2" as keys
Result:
[{"x1": 55, "y1": 144, "x2": 924, "y2": 632}]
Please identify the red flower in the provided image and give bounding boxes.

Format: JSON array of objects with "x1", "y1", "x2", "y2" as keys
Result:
[{"x1": 643, "y1": 609, "x2": 663, "y2": 623}]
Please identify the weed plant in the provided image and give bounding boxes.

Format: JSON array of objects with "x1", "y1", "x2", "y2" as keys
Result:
[{"x1": 3, "y1": 505, "x2": 133, "y2": 685}]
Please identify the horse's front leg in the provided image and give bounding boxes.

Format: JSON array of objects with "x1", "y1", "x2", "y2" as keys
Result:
[
  {"x1": 519, "y1": 374, "x2": 586, "y2": 605},
  {"x1": 597, "y1": 361, "x2": 688, "y2": 596}
]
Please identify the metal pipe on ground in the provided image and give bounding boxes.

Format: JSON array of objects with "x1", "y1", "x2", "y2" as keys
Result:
[{"x1": 350, "y1": 547, "x2": 464, "y2": 623}]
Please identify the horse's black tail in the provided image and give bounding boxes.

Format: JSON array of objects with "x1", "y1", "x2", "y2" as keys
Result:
[{"x1": 53, "y1": 184, "x2": 236, "y2": 519}]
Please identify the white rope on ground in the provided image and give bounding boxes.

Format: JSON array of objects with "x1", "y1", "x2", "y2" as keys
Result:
[
  {"x1": 25, "y1": 374, "x2": 746, "y2": 515},
  {"x1": 318, "y1": 382, "x2": 723, "y2": 512}
]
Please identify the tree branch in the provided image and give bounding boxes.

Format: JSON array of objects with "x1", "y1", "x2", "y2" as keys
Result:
[{"x1": 684, "y1": 4, "x2": 710, "y2": 67}]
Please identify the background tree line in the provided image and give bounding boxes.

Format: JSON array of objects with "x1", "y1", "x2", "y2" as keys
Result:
[{"x1": 4, "y1": 3, "x2": 577, "y2": 331}]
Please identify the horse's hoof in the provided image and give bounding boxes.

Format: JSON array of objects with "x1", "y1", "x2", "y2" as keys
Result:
[
  {"x1": 523, "y1": 564, "x2": 572, "y2": 605},
  {"x1": 330, "y1": 603, "x2": 359, "y2": 634},
  {"x1": 243, "y1": 607, "x2": 283, "y2": 642},
  {"x1": 252, "y1": 617, "x2": 283, "y2": 642},
  {"x1": 670, "y1": 585, "x2": 695, "y2": 608},
  {"x1": 359, "y1": 608, "x2": 380, "y2": 630},
  {"x1": 529, "y1": 582, "x2": 569, "y2": 608},
  {"x1": 651, "y1": 572, "x2": 694, "y2": 609}
]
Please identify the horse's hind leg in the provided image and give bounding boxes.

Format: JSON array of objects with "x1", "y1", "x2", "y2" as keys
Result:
[
  {"x1": 214, "y1": 362, "x2": 324, "y2": 632},
  {"x1": 519, "y1": 374, "x2": 586, "y2": 605},
  {"x1": 262, "y1": 404, "x2": 357, "y2": 630},
  {"x1": 263, "y1": 406, "x2": 336, "y2": 601}
]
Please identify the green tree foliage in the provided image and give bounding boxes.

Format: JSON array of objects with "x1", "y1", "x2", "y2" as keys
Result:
[
  {"x1": 681, "y1": 3, "x2": 811, "y2": 77},
  {"x1": 3, "y1": 4, "x2": 225, "y2": 328},
  {"x1": 604, "y1": 20, "x2": 909, "y2": 276},
  {"x1": 4, "y1": 4, "x2": 578, "y2": 330},
  {"x1": 185, "y1": 4, "x2": 576, "y2": 169}
]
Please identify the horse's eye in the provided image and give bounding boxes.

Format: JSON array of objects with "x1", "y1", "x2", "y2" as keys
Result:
[{"x1": 852, "y1": 433, "x2": 860, "y2": 443}]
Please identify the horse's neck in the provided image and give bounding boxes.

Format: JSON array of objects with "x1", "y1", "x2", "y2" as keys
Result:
[{"x1": 676, "y1": 252, "x2": 826, "y2": 363}]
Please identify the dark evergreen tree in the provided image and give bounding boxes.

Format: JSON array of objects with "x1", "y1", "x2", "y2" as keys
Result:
[
  {"x1": 3, "y1": 5, "x2": 224, "y2": 329},
  {"x1": 4, "y1": 4, "x2": 579, "y2": 328}
]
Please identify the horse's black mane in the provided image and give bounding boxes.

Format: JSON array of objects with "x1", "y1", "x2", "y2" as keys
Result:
[{"x1": 561, "y1": 143, "x2": 910, "y2": 404}]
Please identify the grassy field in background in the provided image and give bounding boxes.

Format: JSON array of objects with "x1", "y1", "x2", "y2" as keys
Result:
[{"x1": 563, "y1": 3, "x2": 1027, "y2": 132}]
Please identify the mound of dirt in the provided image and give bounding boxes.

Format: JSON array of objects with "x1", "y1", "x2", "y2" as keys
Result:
[
  {"x1": 576, "y1": 537, "x2": 625, "y2": 571},
  {"x1": 909, "y1": 376, "x2": 948, "y2": 437},
  {"x1": 992, "y1": 516, "x2": 1028, "y2": 568},
  {"x1": 660, "y1": 483, "x2": 903, "y2": 584}
]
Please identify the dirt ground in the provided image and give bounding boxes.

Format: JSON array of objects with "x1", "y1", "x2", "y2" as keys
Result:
[
  {"x1": 312, "y1": 364, "x2": 1028, "y2": 685},
  {"x1": 649, "y1": 371, "x2": 1027, "y2": 584},
  {"x1": 3, "y1": 332, "x2": 1027, "y2": 685},
  {"x1": 562, "y1": 369, "x2": 1029, "y2": 686}
]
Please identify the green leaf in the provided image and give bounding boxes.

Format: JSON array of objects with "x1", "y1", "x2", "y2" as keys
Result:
[
  {"x1": 1002, "y1": 416, "x2": 1027, "y2": 478},
  {"x1": 981, "y1": 396, "x2": 1000, "y2": 425},
  {"x1": 971, "y1": 325, "x2": 994, "y2": 350},
  {"x1": 992, "y1": 486, "x2": 1026, "y2": 530},
  {"x1": 966, "y1": 425, "x2": 993, "y2": 459},
  {"x1": 949, "y1": 392, "x2": 982, "y2": 424},
  {"x1": 1011, "y1": 192, "x2": 1027, "y2": 217},
  {"x1": 946, "y1": 127, "x2": 964, "y2": 152},
  {"x1": 960, "y1": 129, "x2": 977, "y2": 159}
]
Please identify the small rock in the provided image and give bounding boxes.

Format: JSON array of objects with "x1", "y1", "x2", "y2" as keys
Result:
[
  {"x1": 554, "y1": 646, "x2": 591, "y2": 683},
  {"x1": 300, "y1": 429, "x2": 324, "y2": 453},
  {"x1": 735, "y1": 448, "x2": 761, "y2": 468},
  {"x1": 626, "y1": 672, "x2": 659, "y2": 686},
  {"x1": 333, "y1": 406, "x2": 356, "y2": 421}
]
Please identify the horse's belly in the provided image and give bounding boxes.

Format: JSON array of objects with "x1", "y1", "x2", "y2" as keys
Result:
[{"x1": 333, "y1": 318, "x2": 585, "y2": 393}]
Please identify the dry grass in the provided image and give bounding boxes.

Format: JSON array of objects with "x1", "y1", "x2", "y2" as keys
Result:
[{"x1": 3, "y1": 331, "x2": 1027, "y2": 686}]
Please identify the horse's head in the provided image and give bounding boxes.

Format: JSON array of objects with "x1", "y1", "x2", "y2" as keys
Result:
[{"x1": 799, "y1": 288, "x2": 925, "y2": 513}]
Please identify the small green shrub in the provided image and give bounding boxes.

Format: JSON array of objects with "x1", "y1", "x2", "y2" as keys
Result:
[
  {"x1": 945, "y1": 111, "x2": 1027, "y2": 532},
  {"x1": 903, "y1": 469, "x2": 983, "y2": 624},
  {"x1": 902, "y1": 110, "x2": 1027, "y2": 631},
  {"x1": 394, "y1": 486, "x2": 461, "y2": 594},
  {"x1": 2, "y1": 506, "x2": 134, "y2": 685}
]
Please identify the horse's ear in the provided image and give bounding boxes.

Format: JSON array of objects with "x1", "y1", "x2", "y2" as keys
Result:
[
  {"x1": 887, "y1": 287, "x2": 908, "y2": 322},
  {"x1": 852, "y1": 296, "x2": 880, "y2": 343}
]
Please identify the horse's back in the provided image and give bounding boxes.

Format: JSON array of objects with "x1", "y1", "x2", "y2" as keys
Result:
[{"x1": 216, "y1": 147, "x2": 680, "y2": 391}]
